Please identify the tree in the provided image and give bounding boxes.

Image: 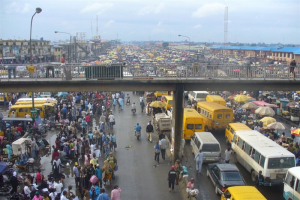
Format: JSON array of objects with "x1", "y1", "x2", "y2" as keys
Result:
[{"x1": 162, "y1": 42, "x2": 169, "y2": 48}]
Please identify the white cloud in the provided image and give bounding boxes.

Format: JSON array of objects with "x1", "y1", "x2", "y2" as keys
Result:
[
  {"x1": 157, "y1": 21, "x2": 163, "y2": 27},
  {"x1": 5, "y1": 2, "x2": 31, "y2": 14},
  {"x1": 80, "y1": 3, "x2": 113, "y2": 14},
  {"x1": 105, "y1": 20, "x2": 115, "y2": 28},
  {"x1": 192, "y1": 3, "x2": 225, "y2": 18},
  {"x1": 139, "y1": 3, "x2": 164, "y2": 16},
  {"x1": 193, "y1": 24, "x2": 202, "y2": 29}
]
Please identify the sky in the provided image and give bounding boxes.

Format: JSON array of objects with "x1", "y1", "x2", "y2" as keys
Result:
[{"x1": 1, "y1": 0, "x2": 300, "y2": 44}]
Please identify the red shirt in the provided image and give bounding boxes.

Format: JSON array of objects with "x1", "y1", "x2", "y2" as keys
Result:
[
  {"x1": 16, "y1": 127, "x2": 23, "y2": 133},
  {"x1": 86, "y1": 115, "x2": 90, "y2": 122},
  {"x1": 52, "y1": 151, "x2": 59, "y2": 160},
  {"x1": 36, "y1": 172, "x2": 42, "y2": 183}
]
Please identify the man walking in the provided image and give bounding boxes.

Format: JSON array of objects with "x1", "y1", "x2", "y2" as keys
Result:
[
  {"x1": 146, "y1": 121, "x2": 154, "y2": 142},
  {"x1": 168, "y1": 166, "x2": 176, "y2": 192},
  {"x1": 73, "y1": 162, "x2": 80, "y2": 188},
  {"x1": 194, "y1": 149, "x2": 203, "y2": 174},
  {"x1": 160, "y1": 135, "x2": 168, "y2": 160}
]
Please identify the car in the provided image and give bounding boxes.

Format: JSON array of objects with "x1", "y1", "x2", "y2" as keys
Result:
[{"x1": 206, "y1": 163, "x2": 246, "y2": 195}]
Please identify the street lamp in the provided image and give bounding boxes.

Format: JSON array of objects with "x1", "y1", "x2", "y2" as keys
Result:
[
  {"x1": 55, "y1": 31, "x2": 72, "y2": 63},
  {"x1": 178, "y1": 34, "x2": 191, "y2": 78},
  {"x1": 29, "y1": 7, "x2": 42, "y2": 118}
]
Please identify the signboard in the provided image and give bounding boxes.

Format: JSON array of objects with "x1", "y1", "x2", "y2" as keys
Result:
[
  {"x1": 43, "y1": 47, "x2": 48, "y2": 55},
  {"x1": 12, "y1": 46, "x2": 19, "y2": 56},
  {"x1": 21, "y1": 46, "x2": 29, "y2": 55},
  {"x1": 3, "y1": 46, "x2": 10, "y2": 57}
]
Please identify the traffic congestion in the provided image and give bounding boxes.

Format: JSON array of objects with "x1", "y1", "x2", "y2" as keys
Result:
[{"x1": 0, "y1": 88, "x2": 300, "y2": 200}]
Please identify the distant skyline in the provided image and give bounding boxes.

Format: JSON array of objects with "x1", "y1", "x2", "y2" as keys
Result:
[{"x1": 1, "y1": 0, "x2": 299, "y2": 44}]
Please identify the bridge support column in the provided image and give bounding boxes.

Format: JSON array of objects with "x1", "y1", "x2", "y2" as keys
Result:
[{"x1": 173, "y1": 83, "x2": 184, "y2": 163}]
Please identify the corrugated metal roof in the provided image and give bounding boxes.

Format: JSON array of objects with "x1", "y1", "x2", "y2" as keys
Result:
[{"x1": 210, "y1": 46, "x2": 300, "y2": 54}]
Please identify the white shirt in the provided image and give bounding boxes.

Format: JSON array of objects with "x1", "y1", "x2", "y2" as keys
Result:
[
  {"x1": 24, "y1": 186, "x2": 31, "y2": 197},
  {"x1": 60, "y1": 195, "x2": 69, "y2": 200},
  {"x1": 90, "y1": 144, "x2": 95, "y2": 155},
  {"x1": 54, "y1": 182, "x2": 63, "y2": 193},
  {"x1": 224, "y1": 149, "x2": 232, "y2": 161},
  {"x1": 47, "y1": 180, "x2": 55, "y2": 188},
  {"x1": 49, "y1": 192, "x2": 57, "y2": 200},
  {"x1": 139, "y1": 96, "x2": 143, "y2": 102},
  {"x1": 108, "y1": 114, "x2": 115, "y2": 122}
]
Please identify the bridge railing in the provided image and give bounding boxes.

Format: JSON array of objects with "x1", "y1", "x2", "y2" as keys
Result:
[{"x1": 0, "y1": 63, "x2": 299, "y2": 80}]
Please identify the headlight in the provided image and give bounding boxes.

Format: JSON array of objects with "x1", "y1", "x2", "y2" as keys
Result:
[{"x1": 215, "y1": 122, "x2": 219, "y2": 125}]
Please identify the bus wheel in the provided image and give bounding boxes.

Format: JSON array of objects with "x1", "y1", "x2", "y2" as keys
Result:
[
  {"x1": 251, "y1": 170, "x2": 256, "y2": 182},
  {"x1": 205, "y1": 126, "x2": 209, "y2": 132}
]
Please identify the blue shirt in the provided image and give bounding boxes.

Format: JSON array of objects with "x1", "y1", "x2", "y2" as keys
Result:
[
  {"x1": 95, "y1": 168, "x2": 102, "y2": 179},
  {"x1": 102, "y1": 134, "x2": 106, "y2": 141},
  {"x1": 62, "y1": 107, "x2": 67, "y2": 114},
  {"x1": 135, "y1": 125, "x2": 141, "y2": 132},
  {"x1": 97, "y1": 193, "x2": 109, "y2": 200},
  {"x1": 90, "y1": 185, "x2": 100, "y2": 200},
  {"x1": 111, "y1": 135, "x2": 116, "y2": 143},
  {"x1": 88, "y1": 133, "x2": 93, "y2": 139}
]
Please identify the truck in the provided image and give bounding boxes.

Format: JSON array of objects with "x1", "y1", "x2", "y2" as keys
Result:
[{"x1": 188, "y1": 91, "x2": 209, "y2": 103}]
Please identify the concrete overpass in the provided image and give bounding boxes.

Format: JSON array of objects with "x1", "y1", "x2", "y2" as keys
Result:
[{"x1": 1, "y1": 77, "x2": 299, "y2": 162}]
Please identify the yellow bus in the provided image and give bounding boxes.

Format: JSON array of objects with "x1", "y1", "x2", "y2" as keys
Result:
[
  {"x1": 15, "y1": 100, "x2": 48, "y2": 105},
  {"x1": 8, "y1": 103, "x2": 54, "y2": 118},
  {"x1": 206, "y1": 95, "x2": 226, "y2": 106},
  {"x1": 154, "y1": 91, "x2": 168, "y2": 99},
  {"x1": 16, "y1": 98, "x2": 57, "y2": 105},
  {"x1": 183, "y1": 108, "x2": 204, "y2": 140},
  {"x1": 221, "y1": 186, "x2": 266, "y2": 200},
  {"x1": 0, "y1": 93, "x2": 4, "y2": 104},
  {"x1": 197, "y1": 101, "x2": 233, "y2": 132},
  {"x1": 163, "y1": 95, "x2": 173, "y2": 110},
  {"x1": 225, "y1": 123, "x2": 251, "y2": 144}
]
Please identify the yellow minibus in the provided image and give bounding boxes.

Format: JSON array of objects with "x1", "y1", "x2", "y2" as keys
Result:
[
  {"x1": 206, "y1": 95, "x2": 226, "y2": 106},
  {"x1": 221, "y1": 186, "x2": 266, "y2": 200},
  {"x1": 225, "y1": 123, "x2": 251, "y2": 144},
  {"x1": 163, "y1": 95, "x2": 173, "y2": 110},
  {"x1": 197, "y1": 101, "x2": 233, "y2": 132},
  {"x1": 8, "y1": 103, "x2": 54, "y2": 118},
  {"x1": 183, "y1": 108, "x2": 204, "y2": 140}
]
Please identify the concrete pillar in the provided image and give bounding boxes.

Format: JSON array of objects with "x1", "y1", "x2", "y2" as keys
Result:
[{"x1": 173, "y1": 83, "x2": 184, "y2": 162}]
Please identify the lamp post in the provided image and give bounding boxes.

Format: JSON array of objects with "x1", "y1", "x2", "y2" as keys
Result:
[
  {"x1": 178, "y1": 34, "x2": 191, "y2": 79},
  {"x1": 54, "y1": 31, "x2": 72, "y2": 63},
  {"x1": 29, "y1": 7, "x2": 42, "y2": 118}
]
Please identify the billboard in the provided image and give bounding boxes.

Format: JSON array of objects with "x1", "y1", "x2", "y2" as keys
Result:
[
  {"x1": 12, "y1": 46, "x2": 19, "y2": 56},
  {"x1": 3, "y1": 46, "x2": 10, "y2": 57},
  {"x1": 43, "y1": 47, "x2": 48, "y2": 55},
  {"x1": 21, "y1": 46, "x2": 29, "y2": 55}
]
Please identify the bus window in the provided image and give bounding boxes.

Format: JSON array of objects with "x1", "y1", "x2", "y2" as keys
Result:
[
  {"x1": 230, "y1": 128, "x2": 234, "y2": 134},
  {"x1": 217, "y1": 114, "x2": 222, "y2": 119},
  {"x1": 187, "y1": 124, "x2": 194, "y2": 130},
  {"x1": 259, "y1": 155, "x2": 266, "y2": 168},
  {"x1": 209, "y1": 114, "x2": 212, "y2": 118},
  {"x1": 242, "y1": 141, "x2": 246, "y2": 150},
  {"x1": 244, "y1": 143, "x2": 251, "y2": 154},
  {"x1": 198, "y1": 108, "x2": 201, "y2": 113},
  {"x1": 195, "y1": 124, "x2": 202, "y2": 129},
  {"x1": 19, "y1": 108, "x2": 24, "y2": 112},
  {"x1": 238, "y1": 138, "x2": 244, "y2": 148},
  {"x1": 254, "y1": 151, "x2": 261, "y2": 163},
  {"x1": 226, "y1": 114, "x2": 230, "y2": 119},
  {"x1": 296, "y1": 179, "x2": 300, "y2": 193},
  {"x1": 267, "y1": 157, "x2": 295, "y2": 169},
  {"x1": 285, "y1": 172, "x2": 294, "y2": 188}
]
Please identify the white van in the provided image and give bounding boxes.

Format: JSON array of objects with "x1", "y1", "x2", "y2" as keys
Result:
[
  {"x1": 188, "y1": 91, "x2": 209, "y2": 103},
  {"x1": 283, "y1": 167, "x2": 300, "y2": 200},
  {"x1": 191, "y1": 132, "x2": 221, "y2": 163}
]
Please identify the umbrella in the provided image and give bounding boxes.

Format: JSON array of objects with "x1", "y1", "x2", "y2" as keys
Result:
[
  {"x1": 242, "y1": 102, "x2": 258, "y2": 109},
  {"x1": 234, "y1": 95, "x2": 248, "y2": 103},
  {"x1": 286, "y1": 102, "x2": 298, "y2": 107},
  {"x1": 227, "y1": 95, "x2": 234, "y2": 100},
  {"x1": 223, "y1": 91, "x2": 231, "y2": 96},
  {"x1": 259, "y1": 117, "x2": 276, "y2": 127},
  {"x1": 267, "y1": 122, "x2": 286, "y2": 130},
  {"x1": 292, "y1": 128, "x2": 300, "y2": 136},
  {"x1": 149, "y1": 101, "x2": 166, "y2": 108},
  {"x1": 255, "y1": 107, "x2": 275, "y2": 116},
  {"x1": 234, "y1": 69, "x2": 241, "y2": 72}
]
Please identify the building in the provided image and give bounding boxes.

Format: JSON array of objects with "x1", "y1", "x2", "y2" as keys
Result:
[
  {"x1": 210, "y1": 46, "x2": 300, "y2": 64},
  {"x1": 0, "y1": 39, "x2": 54, "y2": 64}
]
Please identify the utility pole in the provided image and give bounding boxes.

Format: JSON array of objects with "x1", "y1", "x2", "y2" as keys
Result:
[{"x1": 224, "y1": 6, "x2": 228, "y2": 45}]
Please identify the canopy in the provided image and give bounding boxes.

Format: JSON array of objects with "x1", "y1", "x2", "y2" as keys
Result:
[
  {"x1": 259, "y1": 117, "x2": 276, "y2": 127},
  {"x1": 252, "y1": 101, "x2": 278, "y2": 108},
  {"x1": 234, "y1": 95, "x2": 248, "y2": 103},
  {"x1": 292, "y1": 128, "x2": 300, "y2": 136},
  {"x1": 286, "y1": 102, "x2": 298, "y2": 107},
  {"x1": 149, "y1": 101, "x2": 166, "y2": 108},
  {"x1": 57, "y1": 92, "x2": 68, "y2": 97},
  {"x1": 266, "y1": 122, "x2": 286, "y2": 130},
  {"x1": 242, "y1": 102, "x2": 258, "y2": 110},
  {"x1": 12, "y1": 138, "x2": 31, "y2": 155},
  {"x1": 255, "y1": 107, "x2": 275, "y2": 116}
]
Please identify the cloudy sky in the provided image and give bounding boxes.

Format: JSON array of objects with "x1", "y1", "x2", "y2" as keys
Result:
[{"x1": 1, "y1": 0, "x2": 299, "y2": 44}]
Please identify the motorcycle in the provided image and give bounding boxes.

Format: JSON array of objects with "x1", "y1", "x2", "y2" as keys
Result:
[
  {"x1": 135, "y1": 131, "x2": 141, "y2": 140},
  {"x1": 126, "y1": 97, "x2": 130, "y2": 105},
  {"x1": 131, "y1": 109, "x2": 136, "y2": 114}
]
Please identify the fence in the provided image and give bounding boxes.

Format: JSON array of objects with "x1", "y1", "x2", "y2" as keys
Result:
[{"x1": 0, "y1": 63, "x2": 299, "y2": 80}]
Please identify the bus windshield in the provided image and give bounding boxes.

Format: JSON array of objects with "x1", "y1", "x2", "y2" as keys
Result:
[
  {"x1": 267, "y1": 157, "x2": 295, "y2": 169},
  {"x1": 202, "y1": 144, "x2": 220, "y2": 152},
  {"x1": 196, "y1": 93, "x2": 208, "y2": 98}
]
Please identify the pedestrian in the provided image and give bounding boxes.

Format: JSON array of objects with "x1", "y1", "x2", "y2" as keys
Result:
[
  {"x1": 36, "y1": 169, "x2": 42, "y2": 186},
  {"x1": 224, "y1": 147, "x2": 232, "y2": 163},
  {"x1": 53, "y1": 178, "x2": 63, "y2": 196},
  {"x1": 97, "y1": 188, "x2": 109, "y2": 200},
  {"x1": 90, "y1": 182, "x2": 100, "y2": 200},
  {"x1": 290, "y1": 60, "x2": 297, "y2": 79},
  {"x1": 186, "y1": 178, "x2": 195, "y2": 198},
  {"x1": 168, "y1": 166, "x2": 176, "y2": 192},
  {"x1": 95, "y1": 164, "x2": 103, "y2": 188},
  {"x1": 160, "y1": 135, "x2": 168, "y2": 160},
  {"x1": 194, "y1": 149, "x2": 203, "y2": 174},
  {"x1": 111, "y1": 185, "x2": 122, "y2": 200},
  {"x1": 10, "y1": 171, "x2": 18, "y2": 193},
  {"x1": 108, "y1": 112, "x2": 115, "y2": 129},
  {"x1": 154, "y1": 141, "x2": 160, "y2": 163},
  {"x1": 32, "y1": 191, "x2": 43, "y2": 200},
  {"x1": 146, "y1": 121, "x2": 154, "y2": 142},
  {"x1": 111, "y1": 132, "x2": 116, "y2": 152},
  {"x1": 73, "y1": 162, "x2": 80, "y2": 188},
  {"x1": 88, "y1": 130, "x2": 94, "y2": 145},
  {"x1": 254, "y1": 170, "x2": 264, "y2": 186},
  {"x1": 60, "y1": 190, "x2": 68, "y2": 200}
]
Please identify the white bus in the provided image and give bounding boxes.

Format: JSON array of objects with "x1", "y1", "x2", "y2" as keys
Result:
[
  {"x1": 232, "y1": 130, "x2": 295, "y2": 186},
  {"x1": 283, "y1": 167, "x2": 300, "y2": 200}
]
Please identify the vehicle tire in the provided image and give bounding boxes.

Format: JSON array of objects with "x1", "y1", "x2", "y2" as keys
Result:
[
  {"x1": 215, "y1": 186, "x2": 219, "y2": 195},
  {"x1": 251, "y1": 170, "x2": 256, "y2": 182},
  {"x1": 205, "y1": 126, "x2": 209, "y2": 132},
  {"x1": 206, "y1": 170, "x2": 210, "y2": 178}
]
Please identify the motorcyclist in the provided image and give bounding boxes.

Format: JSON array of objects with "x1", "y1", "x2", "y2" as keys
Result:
[
  {"x1": 135, "y1": 123, "x2": 142, "y2": 136},
  {"x1": 126, "y1": 94, "x2": 130, "y2": 104},
  {"x1": 131, "y1": 103, "x2": 136, "y2": 112}
]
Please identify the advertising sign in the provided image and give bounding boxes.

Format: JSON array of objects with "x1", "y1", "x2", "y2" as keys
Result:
[
  {"x1": 12, "y1": 46, "x2": 19, "y2": 56},
  {"x1": 43, "y1": 47, "x2": 48, "y2": 55},
  {"x1": 3, "y1": 46, "x2": 10, "y2": 57},
  {"x1": 21, "y1": 46, "x2": 29, "y2": 55}
]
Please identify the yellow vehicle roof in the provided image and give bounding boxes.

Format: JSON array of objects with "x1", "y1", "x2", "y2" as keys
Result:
[
  {"x1": 197, "y1": 101, "x2": 232, "y2": 111},
  {"x1": 228, "y1": 123, "x2": 251, "y2": 130},
  {"x1": 184, "y1": 108, "x2": 202, "y2": 118},
  {"x1": 164, "y1": 95, "x2": 173, "y2": 100},
  {"x1": 206, "y1": 95, "x2": 225, "y2": 102},
  {"x1": 227, "y1": 186, "x2": 266, "y2": 200}
]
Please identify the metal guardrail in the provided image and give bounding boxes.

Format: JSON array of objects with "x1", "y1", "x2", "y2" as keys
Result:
[{"x1": 0, "y1": 63, "x2": 299, "y2": 80}]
